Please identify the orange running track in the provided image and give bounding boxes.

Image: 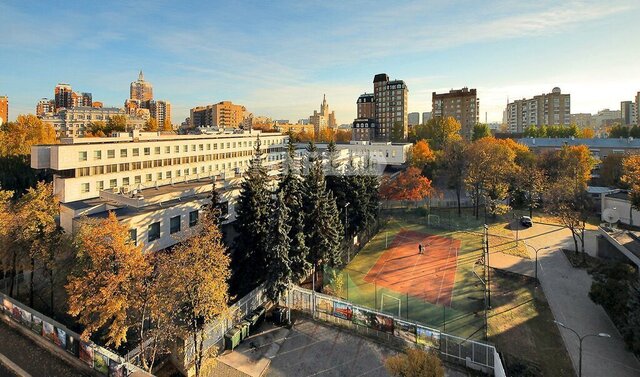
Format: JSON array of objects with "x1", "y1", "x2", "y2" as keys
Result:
[{"x1": 363, "y1": 230, "x2": 460, "y2": 307}]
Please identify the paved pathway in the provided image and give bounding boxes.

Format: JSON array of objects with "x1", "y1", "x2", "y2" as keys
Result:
[
  {"x1": 505, "y1": 223, "x2": 640, "y2": 377},
  {"x1": 0, "y1": 319, "x2": 87, "y2": 377}
]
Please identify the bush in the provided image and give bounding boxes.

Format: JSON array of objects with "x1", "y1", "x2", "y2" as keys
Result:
[
  {"x1": 385, "y1": 348, "x2": 444, "y2": 377},
  {"x1": 589, "y1": 261, "x2": 640, "y2": 355}
]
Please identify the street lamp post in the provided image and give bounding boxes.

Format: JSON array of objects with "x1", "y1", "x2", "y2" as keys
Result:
[
  {"x1": 525, "y1": 244, "x2": 549, "y2": 283},
  {"x1": 345, "y1": 202, "x2": 350, "y2": 262},
  {"x1": 554, "y1": 321, "x2": 611, "y2": 377}
]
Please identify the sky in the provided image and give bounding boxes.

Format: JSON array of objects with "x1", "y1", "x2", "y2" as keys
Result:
[{"x1": 1, "y1": 0, "x2": 639, "y2": 125}]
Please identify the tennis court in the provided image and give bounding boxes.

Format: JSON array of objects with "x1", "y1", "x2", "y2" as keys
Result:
[{"x1": 324, "y1": 213, "x2": 487, "y2": 340}]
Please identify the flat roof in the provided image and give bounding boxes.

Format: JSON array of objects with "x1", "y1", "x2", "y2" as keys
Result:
[{"x1": 518, "y1": 137, "x2": 640, "y2": 149}]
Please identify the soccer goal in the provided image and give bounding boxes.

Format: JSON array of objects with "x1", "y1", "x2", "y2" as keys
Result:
[
  {"x1": 380, "y1": 293, "x2": 402, "y2": 317},
  {"x1": 427, "y1": 214, "x2": 440, "y2": 227}
]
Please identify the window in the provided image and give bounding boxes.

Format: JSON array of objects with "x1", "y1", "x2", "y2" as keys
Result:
[
  {"x1": 79, "y1": 151, "x2": 87, "y2": 161},
  {"x1": 165, "y1": 146, "x2": 171, "y2": 154},
  {"x1": 129, "y1": 229, "x2": 137, "y2": 246},
  {"x1": 146, "y1": 174, "x2": 152, "y2": 182},
  {"x1": 191, "y1": 145, "x2": 196, "y2": 151},
  {"x1": 134, "y1": 175, "x2": 141, "y2": 184},
  {"x1": 199, "y1": 144, "x2": 204, "y2": 151},
  {"x1": 148, "y1": 222, "x2": 160, "y2": 242},
  {"x1": 110, "y1": 179, "x2": 117, "y2": 188},
  {"x1": 93, "y1": 150, "x2": 102, "y2": 160},
  {"x1": 144, "y1": 147, "x2": 150, "y2": 156},
  {"x1": 166, "y1": 171, "x2": 172, "y2": 179},
  {"x1": 107, "y1": 150, "x2": 115, "y2": 159},
  {"x1": 189, "y1": 210, "x2": 199, "y2": 227},
  {"x1": 155, "y1": 147, "x2": 161, "y2": 155},
  {"x1": 119, "y1": 149, "x2": 127, "y2": 157},
  {"x1": 122, "y1": 177, "x2": 130, "y2": 186},
  {"x1": 183, "y1": 145, "x2": 188, "y2": 152},
  {"x1": 81, "y1": 183, "x2": 90, "y2": 193},
  {"x1": 157, "y1": 172, "x2": 162, "y2": 180},
  {"x1": 170, "y1": 216, "x2": 181, "y2": 234},
  {"x1": 97, "y1": 181, "x2": 104, "y2": 190},
  {"x1": 175, "y1": 146, "x2": 180, "y2": 153},
  {"x1": 133, "y1": 148, "x2": 139, "y2": 157}
]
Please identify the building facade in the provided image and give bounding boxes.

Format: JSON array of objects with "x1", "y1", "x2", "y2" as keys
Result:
[
  {"x1": 422, "y1": 112, "x2": 432, "y2": 124},
  {"x1": 571, "y1": 113, "x2": 594, "y2": 128},
  {"x1": 149, "y1": 100, "x2": 171, "y2": 128},
  {"x1": 356, "y1": 93, "x2": 375, "y2": 119},
  {"x1": 621, "y1": 100, "x2": 637, "y2": 126},
  {"x1": 432, "y1": 87, "x2": 478, "y2": 139},
  {"x1": 637, "y1": 92, "x2": 640, "y2": 127},
  {"x1": 351, "y1": 118, "x2": 376, "y2": 142},
  {"x1": 36, "y1": 98, "x2": 55, "y2": 116},
  {"x1": 40, "y1": 107, "x2": 147, "y2": 137},
  {"x1": 505, "y1": 87, "x2": 569, "y2": 134},
  {"x1": 190, "y1": 101, "x2": 247, "y2": 129},
  {"x1": 408, "y1": 112, "x2": 420, "y2": 126},
  {"x1": 130, "y1": 71, "x2": 153, "y2": 102},
  {"x1": 31, "y1": 130, "x2": 288, "y2": 252},
  {"x1": 309, "y1": 95, "x2": 337, "y2": 137},
  {"x1": 54, "y1": 83, "x2": 74, "y2": 110},
  {"x1": 0, "y1": 95, "x2": 7, "y2": 124},
  {"x1": 593, "y1": 109, "x2": 621, "y2": 129}
]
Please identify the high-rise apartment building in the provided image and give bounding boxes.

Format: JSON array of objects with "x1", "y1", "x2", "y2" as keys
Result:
[
  {"x1": 351, "y1": 74, "x2": 408, "y2": 142},
  {"x1": 55, "y1": 83, "x2": 74, "y2": 110},
  {"x1": 31, "y1": 130, "x2": 288, "y2": 252},
  {"x1": 0, "y1": 96, "x2": 7, "y2": 125},
  {"x1": 422, "y1": 112, "x2": 432, "y2": 124},
  {"x1": 637, "y1": 92, "x2": 640, "y2": 128},
  {"x1": 130, "y1": 70, "x2": 153, "y2": 102},
  {"x1": 408, "y1": 112, "x2": 420, "y2": 126},
  {"x1": 149, "y1": 100, "x2": 171, "y2": 128},
  {"x1": 36, "y1": 98, "x2": 55, "y2": 116},
  {"x1": 190, "y1": 101, "x2": 247, "y2": 129},
  {"x1": 309, "y1": 95, "x2": 337, "y2": 137},
  {"x1": 593, "y1": 109, "x2": 621, "y2": 128},
  {"x1": 621, "y1": 100, "x2": 637, "y2": 126},
  {"x1": 433, "y1": 87, "x2": 478, "y2": 139},
  {"x1": 571, "y1": 113, "x2": 594, "y2": 128},
  {"x1": 505, "y1": 87, "x2": 570, "y2": 133},
  {"x1": 373, "y1": 74, "x2": 408, "y2": 142}
]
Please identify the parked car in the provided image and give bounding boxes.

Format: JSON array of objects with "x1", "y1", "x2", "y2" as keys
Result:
[{"x1": 520, "y1": 216, "x2": 533, "y2": 228}]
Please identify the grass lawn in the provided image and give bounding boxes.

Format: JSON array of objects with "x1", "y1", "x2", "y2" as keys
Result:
[
  {"x1": 488, "y1": 269, "x2": 574, "y2": 377},
  {"x1": 325, "y1": 210, "x2": 488, "y2": 340}
]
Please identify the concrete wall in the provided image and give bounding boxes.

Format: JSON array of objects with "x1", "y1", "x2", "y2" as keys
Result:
[{"x1": 601, "y1": 195, "x2": 640, "y2": 226}]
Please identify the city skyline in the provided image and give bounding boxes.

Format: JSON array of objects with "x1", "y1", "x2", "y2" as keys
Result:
[{"x1": 1, "y1": 1, "x2": 640, "y2": 124}]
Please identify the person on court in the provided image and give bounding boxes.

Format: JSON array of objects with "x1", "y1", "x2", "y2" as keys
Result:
[{"x1": 418, "y1": 243, "x2": 423, "y2": 254}]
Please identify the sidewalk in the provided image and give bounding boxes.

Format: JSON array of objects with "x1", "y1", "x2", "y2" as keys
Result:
[
  {"x1": 520, "y1": 223, "x2": 640, "y2": 377},
  {"x1": 0, "y1": 319, "x2": 87, "y2": 377}
]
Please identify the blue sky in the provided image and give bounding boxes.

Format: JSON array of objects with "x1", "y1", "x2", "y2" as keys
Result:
[{"x1": 1, "y1": 0, "x2": 639, "y2": 124}]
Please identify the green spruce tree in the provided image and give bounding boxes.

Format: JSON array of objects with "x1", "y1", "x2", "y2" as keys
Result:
[
  {"x1": 303, "y1": 146, "x2": 344, "y2": 285},
  {"x1": 233, "y1": 136, "x2": 271, "y2": 290},
  {"x1": 280, "y1": 136, "x2": 311, "y2": 282},
  {"x1": 264, "y1": 190, "x2": 293, "y2": 303}
]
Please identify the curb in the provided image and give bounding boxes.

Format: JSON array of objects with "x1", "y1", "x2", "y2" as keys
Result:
[{"x1": 0, "y1": 352, "x2": 33, "y2": 377}]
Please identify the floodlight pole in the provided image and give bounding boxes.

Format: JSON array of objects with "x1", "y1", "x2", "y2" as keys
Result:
[
  {"x1": 345, "y1": 202, "x2": 351, "y2": 262},
  {"x1": 484, "y1": 224, "x2": 491, "y2": 308},
  {"x1": 554, "y1": 321, "x2": 611, "y2": 377}
]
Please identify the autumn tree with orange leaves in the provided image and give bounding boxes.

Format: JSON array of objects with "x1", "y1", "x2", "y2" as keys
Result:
[
  {"x1": 66, "y1": 212, "x2": 151, "y2": 348},
  {"x1": 380, "y1": 167, "x2": 433, "y2": 204},
  {"x1": 408, "y1": 140, "x2": 436, "y2": 170}
]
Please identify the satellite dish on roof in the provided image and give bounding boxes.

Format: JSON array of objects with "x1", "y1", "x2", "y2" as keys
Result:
[{"x1": 603, "y1": 208, "x2": 620, "y2": 227}]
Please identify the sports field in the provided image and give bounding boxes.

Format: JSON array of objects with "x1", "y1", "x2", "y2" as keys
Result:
[{"x1": 324, "y1": 212, "x2": 487, "y2": 340}]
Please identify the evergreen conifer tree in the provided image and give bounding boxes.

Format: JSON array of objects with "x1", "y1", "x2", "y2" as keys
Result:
[
  {"x1": 233, "y1": 137, "x2": 271, "y2": 289},
  {"x1": 280, "y1": 136, "x2": 311, "y2": 282},
  {"x1": 264, "y1": 190, "x2": 293, "y2": 303},
  {"x1": 302, "y1": 148, "x2": 344, "y2": 282}
]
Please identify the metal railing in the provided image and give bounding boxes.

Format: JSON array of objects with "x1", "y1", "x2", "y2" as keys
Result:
[{"x1": 283, "y1": 284, "x2": 506, "y2": 376}]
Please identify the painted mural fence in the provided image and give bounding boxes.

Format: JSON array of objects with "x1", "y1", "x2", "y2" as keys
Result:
[
  {"x1": 283, "y1": 284, "x2": 506, "y2": 377},
  {"x1": 0, "y1": 292, "x2": 152, "y2": 377}
]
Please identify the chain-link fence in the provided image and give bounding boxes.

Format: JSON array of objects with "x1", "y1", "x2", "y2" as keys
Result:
[{"x1": 283, "y1": 285, "x2": 504, "y2": 376}]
